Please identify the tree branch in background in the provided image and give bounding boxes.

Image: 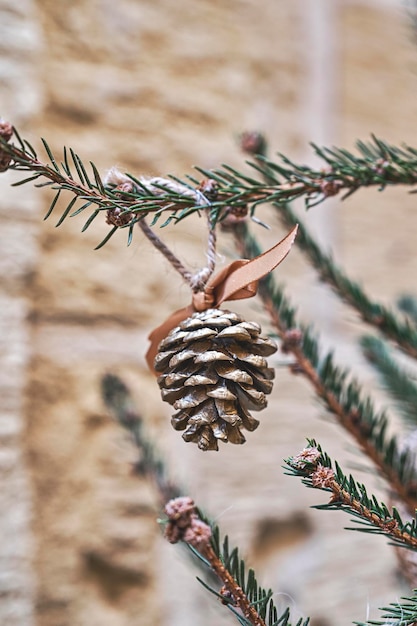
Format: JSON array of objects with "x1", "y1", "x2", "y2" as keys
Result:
[
  {"x1": 101, "y1": 373, "x2": 181, "y2": 504},
  {"x1": 285, "y1": 441, "x2": 417, "y2": 552},
  {"x1": 102, "y1": 373, "x2": 310, "y2": 626},
  {"x1": 163, "y1": 496, "x2": 310, "y2": 626},
  {"x1": 232, "y1": 224, "x2": 417, "y2": 514},
  {"x1": 241, "y1": 133, "x2": 417, "y2": 361},
  {"x1": 355, "y1": 591, "x2": 417, "y2": 626},
  {"x1": 361, "y1": 335, "x2": 417, "y2": 429}
]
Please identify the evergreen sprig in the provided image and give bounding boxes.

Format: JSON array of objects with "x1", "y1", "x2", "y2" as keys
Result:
[
  {"x1": 101, "y1": 373, "x2": 181, "y2": 503},
  {"x1": 102, "y1": 374, "x2": 309, "y2": 626},
  {"x1": 285, "y1": 440, "x2": 417, "y2": 552},
  {"x1": 397, "y1": 294, "x2": 417, "y2": 327},
  {"x1": 233, "y1": 224, "x2": 417, "y2": 513},
  {"x1": 0, "y1": 130, "x2": 218, "y2": 248},
  {"x1": 273, "y1": 203, "x2": 417, "y2": 360},
  {"x1": 164, "y1": 502, "x2": 310, "y2": 626},
  {"x1": 251, "y1": 135, "x2": 417, "y2": 207},
  {"x1": 3, "y1": 126, "x2": 417, "y2": 248},
  {"x1": 354, "y1": 591, "x2": 417, "y2": 626},
  {"x1": 204, "y1": 522, "x2": 310, "y2": 626},
  {"x1": 241, "y1": 134, "x2": 417, "y2": 361},
  {"x1": 361, "y1": 335, "x2": 417, "y2": 428}
]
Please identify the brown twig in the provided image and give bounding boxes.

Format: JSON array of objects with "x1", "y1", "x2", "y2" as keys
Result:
[
  {"x1": 164, "y1": 496, "x2": 267, "y2": 626},
  {"x1": 268, "y1": 289, "x2": 417, "y2": 513},
  {"x1": 288, "y1": 447, "x2": 417, "y2": 552},
  {"x1": 328, "y1": 478, "x2": 417, "y2": 550},
  {"x1": 200, "y1": 544, "x2": 267, "y2": 626},
  {"x1": 0, "y1": 134, "x2": 311, "y2": 215}
]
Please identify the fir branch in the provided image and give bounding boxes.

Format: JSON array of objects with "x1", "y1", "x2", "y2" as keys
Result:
[
  {"x1": 232, "y1": 223, "x2": 417, "y2": 513},
  {"x1": 361, "y1": 335, "x2": 417, "y2": 428},
  {"x1": 241, "y1": 133, "x2": 417, "y2": 361},
  {"x1": 0, "y1": 131, "x2": 216, "y2": 246},
  {"x1": 246, "y1": 134, "x2": 417, "y2": 208},
  {"x1": 274, "y1": 204, "x2": 417, "y2": 360},
  {"x1": 354, "y1": 590, "x2": 417, "y2": 626},
  {"x1": 101, "y1": 373, "x2": 181, "y2": 504},
  {"x1": 4, "y1": 125, "x2": 417, "y2": 248},
  {"x1": 163, "y1": 496, "x2": 310, "y2": 626},
  {"x1": 210, "y1": 134, "x2": 417, "y2": 211},
  {"x1": 286, "y1": 441, "x2": 417, "y2": 552},
  {"x1": 103, "y1": 375, "x2": 309, "y2": 625},
  {"x1": 398, "y1": 295, "x2": 417, "y2": 327}
]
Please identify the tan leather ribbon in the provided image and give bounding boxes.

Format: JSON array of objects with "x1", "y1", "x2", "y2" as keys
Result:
[{"x1": 146, "y1": 225, "x2": 298, "y2": 373}]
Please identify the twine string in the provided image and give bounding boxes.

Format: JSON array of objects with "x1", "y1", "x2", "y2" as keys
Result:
[
  {"x1": 138, "y1": 219, "x2": 194, "y2": 285},
  {"x1": 138, "y1": 201, "x2": 216, "y2": 293},
  {"x1": 107, "y1": 169, "x2": 217, "y2": 293},
  {"x1": 189, "y1": 215, "x2": 217, "y2": 292}
]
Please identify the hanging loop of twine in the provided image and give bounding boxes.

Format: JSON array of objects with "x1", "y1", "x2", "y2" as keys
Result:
[
  {"x1": 136, "y1": 179, "x2": 216, "y2": 293},
  {"x1": 138, "y1": 219, "x2": 194, "y2": 284},
  {"x1": 189, "y1": 222, "x2": 217, "y2": 292}
]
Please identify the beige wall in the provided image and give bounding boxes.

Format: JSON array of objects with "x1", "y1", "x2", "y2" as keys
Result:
[{"x1": 1, "y1": 1, "x2": 416, "y2": 624}]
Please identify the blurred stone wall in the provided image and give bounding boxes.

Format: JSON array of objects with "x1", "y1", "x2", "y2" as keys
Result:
[
  {"x1": 0, "y1": 2, "x2": 42, "y2": 624},
  {"x1": 1, "y1": 1, "x2": 417, "y2": 625}
]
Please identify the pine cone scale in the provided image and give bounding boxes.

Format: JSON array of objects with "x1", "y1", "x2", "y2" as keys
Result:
[
  {"x1": 160, "y1": 387, "x2": 184, "y2": 403},
  {"x1": 214, "y1": 362, "x2": 253, "y2": 385},
  {"x1": 214, "y1": 399, "x2": 242, "y2": 424},
  {"x1": 229, "y1": 349, "x2": 268, "y2": 369},
  {"x1": 206, "y1": 384, "x2": 237, "y2": 401},
  {"x1": 173, "y1": 388, "x2": 208, "y2": 410},
  {"x1": 184, "y1": 372, "x2": 219, "y2": 386},
  {"x1": 235, "y1": 385, "x2": 267, "y2": 410},
  {"x1": 194, "y1": 350, "x2": 233, "y2": 364},
  {"x1": 167, "y1": 349, "x2": 206, "y2": 368},
  {"x1": 216, "y1": 325, "x2": 252, "y2": 340},
  {"x1": 250, "y1": 373, "x2": 274, "y2": 394},
  {"x1": 178, "y1": 327, "x2": 218, "y2": 342}
]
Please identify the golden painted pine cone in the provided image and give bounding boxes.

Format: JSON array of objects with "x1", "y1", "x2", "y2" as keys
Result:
[{"x1": 154, "y1": 308, "x2": 277, "y2": 451}]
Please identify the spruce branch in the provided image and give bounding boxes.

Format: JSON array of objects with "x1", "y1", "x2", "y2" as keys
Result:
[
  {"x1": 101, "y1": 373, "x2": 181, "y2": 504},
  {"x1": 163, "y1": 496, "x2": 310, "y2": 626},
  {"x1": 248, "y1": 133, "x2": 417, "y2": 207},
  {"x1": 361, "y1": 335, "x2": 417, "y2": 429},
  {"x1": 286, "y1": 441, "x2": 417, "y2": 552},
  {"x1": 354, "y1": 591, "x2": 417, "y2": 626},
  {"x1": 102, "y1": 374, "x2": 308, "y2": 625},
  {"x1": 232, "y1": 223, "x2": 417, "y2": 513},
  {"x1": 273, "y1": 204, "x2": 417, "y2": 360},
  {"x1": 241, "y1": 133, "x2": 417, "y2": 361},
  {"x1": 398, "y1": 295, "x2": 417, "y2": 328},
  {"x1": 4, "y1": 124, "x2": 417, "y2": 248}
]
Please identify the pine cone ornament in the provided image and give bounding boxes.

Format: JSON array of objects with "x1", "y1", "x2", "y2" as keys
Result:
[{"x1": 154, "y1": 308, "x2": 278, "y2": 451}]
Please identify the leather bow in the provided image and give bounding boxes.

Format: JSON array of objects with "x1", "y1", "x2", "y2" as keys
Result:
[{"x1": 146, "y1": 225, "x2": 298, "y2": 373}]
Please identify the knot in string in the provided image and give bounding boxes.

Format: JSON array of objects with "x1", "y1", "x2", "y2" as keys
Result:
[
  {"x1": 189, "y1": 267, "x2": 214, "y2": 293},
  {"x1": 191, "y1": 287, "x2": 215, "y2": 312}
]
